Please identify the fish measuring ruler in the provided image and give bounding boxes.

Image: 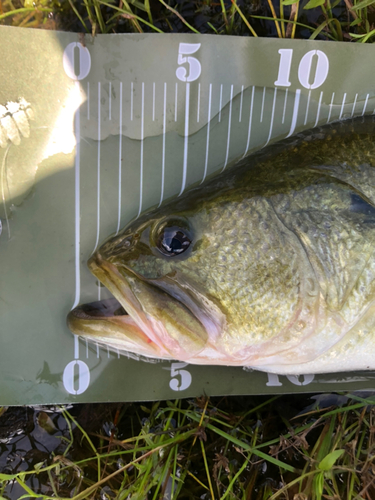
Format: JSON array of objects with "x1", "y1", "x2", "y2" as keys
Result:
[{"x1": 1, "y1": 28, "x2": 375, "y2": 403}]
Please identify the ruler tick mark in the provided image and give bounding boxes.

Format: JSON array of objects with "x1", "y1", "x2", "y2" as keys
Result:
[
  {"x1": 131, "y1": 82, "x2": 134, "y2": 121},
  {"x1": 282, "y1": 88, "x2": 288, "y2": 124},
  {"x1": 264, "y1": 87, "x2": 277, "y2": 147},
  {"x1": 304, "y1": 90, "x2": 311, "y2": 126},
  {"x1": 159, "y1": 82, "x2": 167, "y2": 207},
  {"x1": 202, "y1": 83, "x2": 212, "y2": 184},
  {"x1": 93, "y1": 82, "x2": 101, "y2": 254},
  {"x1": 109, "y1": 81, "x2": 112, "y2": 121},
  {"x1": 179, "y1": 82, "x2": 190, "y2": 196},
  {"x1": 223, "y1": 84, "x2": 233, "y2": 171},
  {"x1": 260, "y1": 86, "x2": 266, "y2": 123},
  {"x1": 243, "y1": 86, "x2": 255, "y2": 158},
  {"x1": 137, "y1": 82, "x2": 145, "y2": 218},
  {"x1": 362, "y1": 94, "x2": 369, "y2": 116},
  {"x1": 86, "y1": 82, "x2": 90, "y2": 120},
  {"x1": 327, "y1": 92, "x2": 335, "y2": 123},
  {"x1": 74, "y1": 335, "x2": 79, "y2": 360},
  {"x1": 339, "y1": 93, "x2": 346, "y2": 120},
  {"x1": 286, "y1": 89, "x2": 301, "y2": 138},
  {"x1": 314, "y1": 91, "x2": 323, "y2": 127},
  {"x1": 197, "y1": 83, "x2": 201, "y2": 123},
  {"x1": 239, "y1": 85, "x2": 244, "y2": 122},
  {"x1": 219, "y1": 84, "x2": 223, "y2": 122},
  {"x1": 152, "y1": 82, "x2": 155, "y2": 121},
  {"x1": 72, "y1": 80, "x2": 81, "y2": 310},
  {"x1": 351, "y1": 93, "x2": 358, "y2": 118},
  {"x1": 117, "y1": 81, "x2": 123, "y2": 234}
]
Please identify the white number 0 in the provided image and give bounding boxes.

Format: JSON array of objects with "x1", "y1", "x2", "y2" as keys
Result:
[
  {"x1": 169, "y1": 362, "x2": 192, "y2": 391},
  {"x1": 176, "y1": 43, "x2": 201, "y2": 83}
]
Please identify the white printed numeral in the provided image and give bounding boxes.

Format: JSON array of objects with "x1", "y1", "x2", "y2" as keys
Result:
[
  {"x1": 63, "y1": 42, "x2": 91, "y2": 81},
  {"x1": 176, "y1": 43, "x2": 201, "y2": 83},
  {"x1": 63, "y1": 360, "x2": 90, "y2": 395},
  {"x1": 266, "y1": 372, "x2": 314, "y2": 387},
  {"x1": 275, "y1": 49, "x2": 329, "y2": 90},
  {"x1": 169, "y1": 362, "x2": 192, "y2": 391}
]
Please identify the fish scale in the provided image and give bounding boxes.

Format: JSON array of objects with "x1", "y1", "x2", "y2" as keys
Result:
[
  {"x1": 275, "y1": 196, "x2": 375, "y2": 311},
  {"x1": 182, "y1": 198, "x2": 302, "y2": 348}
]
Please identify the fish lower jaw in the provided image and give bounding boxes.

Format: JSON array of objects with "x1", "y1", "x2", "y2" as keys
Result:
[
  {"x1": 66, "y1": 296, "x2": 190, "y2": 361},
  {"x1": 67, "y1": 309, "x2": 168, "y2": 359}
]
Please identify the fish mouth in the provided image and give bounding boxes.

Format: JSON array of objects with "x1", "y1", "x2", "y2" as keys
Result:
[
  {"x1": 71, "y1": 297, "x2": 127, "y2": 320},
  {"x1": 67, "y1": 252, "x2": 209, "y2": 361}
]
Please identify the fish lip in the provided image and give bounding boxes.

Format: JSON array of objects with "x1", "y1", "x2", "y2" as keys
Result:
[{"x1": 86, "y1": 252, "x2": 149, "y2": 324}]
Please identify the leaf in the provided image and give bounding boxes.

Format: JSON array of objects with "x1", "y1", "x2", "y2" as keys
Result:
[
  {"x1": 282, "y1": 0, "x2": 299, "y2": 4},
  {"x1": 312, "y1": 471, "x2": 324, "y2": 500},
  {"x1": 0, "y1": 473, "x2": 18, "y2": 481},
  {"x1": 351, "y1": 0, "x2": 375, "y2": 10},
  {"x1": 350, "y1": 28, "x2": 375, "y2": 42},
  {"x1": 318, "y1": 449, "x2": 345, "y2": 471},
  {"x1": 304, "y1": 0, "x2": 325, "y2": 9},
  {"x1": 349, "y1": 32, "x2": 366, "y2": 37},
  {"x1": 34, "y1": 462, "x2": 45, "y2": 473},
  {"x1": 309, "y1": 19, "x2": 334, "y2": 39},
  {"x1": 18, "y1": 473, "x2": 26, "y2": 483},
  {"x1": 350, "y1": 18, "x2": 363, "y2": 26}
]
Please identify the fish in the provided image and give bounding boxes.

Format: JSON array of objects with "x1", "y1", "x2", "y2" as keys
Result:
[{"x1": 67, "y1": 116, "x2": 375, "y2": 375}]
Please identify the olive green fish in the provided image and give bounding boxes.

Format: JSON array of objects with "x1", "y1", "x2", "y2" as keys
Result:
[{"x1": 68, "y1": 117, "x2": 375, "y2": 375}]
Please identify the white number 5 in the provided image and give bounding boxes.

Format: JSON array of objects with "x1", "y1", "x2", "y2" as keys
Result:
[
  {"x1": 169, "y1": 362, "x2": 192, "y2": 391},
  {"x1": 176, "y1": 43, "x2": 201, "y2": 83}
]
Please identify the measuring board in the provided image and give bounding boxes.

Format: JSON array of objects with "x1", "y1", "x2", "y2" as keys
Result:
[{"x1": 1, "y1": 27, "x2": 375, "y2": 404}]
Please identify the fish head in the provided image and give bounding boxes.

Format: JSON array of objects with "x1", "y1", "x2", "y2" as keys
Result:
[
  {"x1": 68, "y1": 178, "x2": 318, "y2": 366},
  {"x1": 67, "y1": 200, "x2": 226, "y2": 362}
]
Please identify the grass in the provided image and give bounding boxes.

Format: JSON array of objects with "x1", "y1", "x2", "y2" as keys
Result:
[
  {"x1": 0, "y1": 0, "x2": 374, "y2": 41},
  {"x1": 2, "y1": 394, "x2": 375, "y2": 498}
]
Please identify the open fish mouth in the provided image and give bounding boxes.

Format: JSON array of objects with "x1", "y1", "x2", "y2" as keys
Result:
[
  {"x1": 71, "y1": 297, "x2": 127, "y2": 320},
  {"x1": 68, "y1": 296, "x2": 165, "y2": 362},
  {"x1": 67, "y1": 257, "x2": 168, "y2": 359},
  {"x1": 67, "y1": 252, "x2": 210, "y2": 361}
]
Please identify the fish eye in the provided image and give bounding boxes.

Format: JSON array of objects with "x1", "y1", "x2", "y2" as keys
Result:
[{"x1": 153, "y1": 218, "x2": 192, "y2": 257}]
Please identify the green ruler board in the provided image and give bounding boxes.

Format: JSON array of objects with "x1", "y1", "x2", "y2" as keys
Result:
[{"x1": 1, "y1": 27, "x2": 375, "y2": 404}]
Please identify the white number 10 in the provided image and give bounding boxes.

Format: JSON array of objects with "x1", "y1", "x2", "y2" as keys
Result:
[
  {"x1": 176, "y1": 43, "x2": 202, "y2": 82},
  {"x1": 275, "y1": 48, "x2": 329, "y2": 90}
]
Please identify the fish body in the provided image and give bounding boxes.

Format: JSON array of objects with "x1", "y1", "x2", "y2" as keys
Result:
[{"x1": 68, "y1": 117, "x2": 375, "y2": 375}]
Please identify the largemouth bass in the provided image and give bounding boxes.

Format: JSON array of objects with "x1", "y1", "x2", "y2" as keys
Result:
[{"x1": 68, "y1": 117, "x2": 375, "y2": 375}]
